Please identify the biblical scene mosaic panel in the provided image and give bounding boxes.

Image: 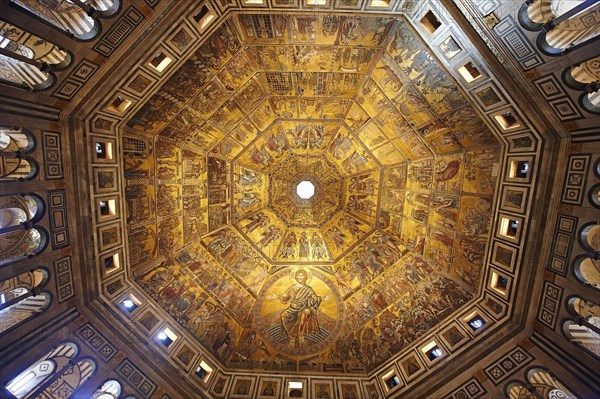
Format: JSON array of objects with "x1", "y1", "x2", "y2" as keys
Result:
[{"x1": 129, "y1": 13, "x2": 501, "y2": 374}]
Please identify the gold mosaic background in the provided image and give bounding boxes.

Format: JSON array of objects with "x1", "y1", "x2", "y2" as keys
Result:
[{"x1": 127, "y1": 14, "x2": 501, "y2": 373}]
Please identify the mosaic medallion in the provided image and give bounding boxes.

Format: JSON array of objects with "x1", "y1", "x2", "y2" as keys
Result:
[{"x1": 254, "y1": 267, "x2": 344, "y2": 357}]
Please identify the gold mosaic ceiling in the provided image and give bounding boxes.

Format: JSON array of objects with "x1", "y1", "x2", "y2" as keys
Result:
[{"x1": 125, "y1": 13, "x2": 501, "y2": 374}]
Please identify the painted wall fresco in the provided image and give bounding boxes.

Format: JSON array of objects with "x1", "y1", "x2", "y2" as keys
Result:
[{"x1": 127, "y1": 13, "x2": 503, "y2": 375}]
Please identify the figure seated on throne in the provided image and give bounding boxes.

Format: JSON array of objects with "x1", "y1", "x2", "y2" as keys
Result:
[{"x1": 268, "y1": 269, "x2": 322, "y2": 349}]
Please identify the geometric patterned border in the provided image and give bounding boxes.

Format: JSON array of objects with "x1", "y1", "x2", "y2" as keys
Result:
[
  {"x1": 94, "y1": 6, "x2": 145, "y2": 56},
  {"x1": 570, "y1": 127, "x2": 600, "y2": 143},
  {"x1": 484, "y1": 346, "x2": 534, "y2": 385},
  {"x1": 533, "y1": 74, "x2": 583, "y2": 122},
  {"x1": 472, "y1": 0, "x2": 501, "y2": 15},
  {"x1": 494, "y1": 16, "x2": 543, "y2": 70},
  {"x1": 561, "y1": 154, "x2": 591, "y2": 205},
  {"x1": 549, "y1": 97, "x2": 583, "y2": 121},
  {"x1": 75, "y1": 322, "x2": 119, "y2": 362},
  {"x1": 116, "y1": 358, "x2": 158, "y2": 399},
  {"x1": 145, "y1": 0, "x2": 161, "y2": 7},
  {"x1": 547, "y1": 214, "x2": 578, "y2": 276},
  {"x1": 47, "y1": 190, "x2": 70, "y2": 249},
  {"x1": 52, "y1": 59, "x2": 99, "y2": 100},
  {"x1": 53, "y1": 256, "x2": 74, "y2": 303},
  {"x1": 533, "y1": 74, "x2": 565, "y2": 101},
  {"x1": 443, "y1": 377, "x2": 487, "y2": 399},
  {"x1": 537, "y1": 281, "x2": 564, "y2": 330},
  {"x1": 42, "y1": 131, "x2": 63, "y2": 179}
]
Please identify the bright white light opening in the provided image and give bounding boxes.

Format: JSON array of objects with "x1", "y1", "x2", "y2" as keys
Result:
[
  {"x1": 471, "y1": 318, "x2": 483, "y2": 329},
  {"x1": 296, "y1": 181, "x2": 315, "y2": 200},
  {"x1": 122, "y1": 299, "x2": 135, "y2": 309},
  {"x1": 7, "y1": 371, "x2": 36, "y2": 395},
  {"x1": 157, "y1": 327, "x2": 177, "y2": 347}
]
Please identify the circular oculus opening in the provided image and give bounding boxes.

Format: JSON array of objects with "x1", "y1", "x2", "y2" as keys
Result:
[{"x1": 296, "y1": 181, "x2": 315, "y2": 200}]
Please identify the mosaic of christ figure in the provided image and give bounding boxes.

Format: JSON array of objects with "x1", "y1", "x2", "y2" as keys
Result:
[
  {"x1": 268, "y1": 269, "x2": 322, "y2": 349},
  {"x1": 257, "y1": 267, "x2": 344, "y2": 357}
]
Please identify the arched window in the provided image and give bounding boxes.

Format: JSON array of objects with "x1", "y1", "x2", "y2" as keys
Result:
[
  {"x1": 0, "y1": 193, "x2": 47, "y2": 266},
  {"x1": 568, "y1": 296, "x2": 600, "y2": 318},
  {"x1": 589, "y1": 183, "x2": 600, "y2": 209},
  {"x1": 564, "y1": 57, "x2": 600, "y2": 114},
  {"x1": 0, "y1": 127, "x2": 39, "y2": 181},
  {"x1": 568, "y1": 56, "x2": 599, "y2": 86},
  {"x1": 11, "y1": 0, "x2": 98, "y2": 40},
  {"x1": 521, "y1": 0, "x2": 600, "y2": 54},
  {"x1": 0, "y1": 268, "x2": 49, "y2": 305},
  {"x1": 0, "y1": 155, "x2": 38, "y2": 181},
  {"x1": 0, "y1": 21, "x2": 61, "y2": 91},
  {"x1": 36, "y1": 358, "x2": 96, "y2": 398},
  {"x1": 9, "y1": 0, "x2": 121, "y2": 41},
  {"x1": 578, "y1": 222, "x2": 600, "y2": 252},
  {"x1": 0, "y1": 127, "x2": 35, "y2": 152},
  {"x1": 0, "y1": 20, "x2": 72, "y2": 68},
  {"x1": 5, "y1": 342, "x2": 78, "y2": 398},
  {"x1": 527, "y1": 367, "x2": 578, "y2": 398},
  {"x1": 567, "y1": 297, "x2": 600, "y2": 343},
  {"x1": 0, "y1": 194, "x2": 44, "y2": 228},
  {"x1": 526, "y1": 0, "x2": 589, "y2": 25},
  {"x1": 573, "y1": 256, "x2": 600, "y2": 289},
  {"x1": 92, "y1": 379, "x2": 122, "y2": 399},
  {"x1": 542, "y1": 2, "x2": 600, "y2": 52},
  {"x1": 0, "y1": 53, "x2": 55, "y2": 91},
  {"x1": 0, "y1": 226, "x2": 47, "y2": 265},
  {"x1": 505, "y1": 381, "x2": 536, "y2": 399},
  {"x1": 0, "y1": 268, "x2": 51, "y2": 334},
  {"x1": 565, "y1": 297, "x2": 600, "y2": 359}
]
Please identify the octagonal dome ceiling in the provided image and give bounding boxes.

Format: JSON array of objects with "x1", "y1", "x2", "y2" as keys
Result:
[{"x1": 126, "y1": 13, "x2": 501, "y2": 374}]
